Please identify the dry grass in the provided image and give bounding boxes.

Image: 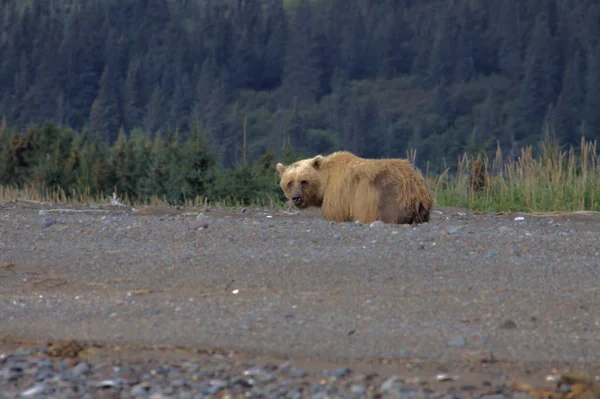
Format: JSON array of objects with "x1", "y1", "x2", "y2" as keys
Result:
[
  {"x1": 428, "y1": 136, "x2": 600, "y2": 212},
  {"x1": 2, "y1": 136, "x2": 598, "y2": 214},
  {"x1": 0, "y1": 183, "x2": 283, "y2": 210}
]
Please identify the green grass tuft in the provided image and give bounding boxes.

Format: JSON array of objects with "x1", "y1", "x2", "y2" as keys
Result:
[{"x1": 428, "y1": 136, "x2": 599, "y2": 213}]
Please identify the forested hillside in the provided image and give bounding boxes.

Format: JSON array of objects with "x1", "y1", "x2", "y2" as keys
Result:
[{"x1": 1, "y1": 0, "x2": 599, "y2": 174}]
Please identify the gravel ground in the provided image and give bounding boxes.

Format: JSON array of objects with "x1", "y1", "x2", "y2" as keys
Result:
[{"x1": 0, "y1": 199, "x2": 599, "y2": 398}]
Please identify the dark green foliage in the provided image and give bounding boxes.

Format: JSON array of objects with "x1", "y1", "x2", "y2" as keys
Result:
[
  {"x1": 0, "y1": 121, "x2": 282, "y2": 206},
  {"x1": 514, "y1": 14, "x2": 561, "y2": 146},
  {"x1": 207, "y1": 151, "x2": 283, "y2": 205},
  {"x1": 0, "y1": 0, "x2": 599, "y2": 184},
  {"x1": 585, "y1": 44, "x2": 600, "y2": 141}
]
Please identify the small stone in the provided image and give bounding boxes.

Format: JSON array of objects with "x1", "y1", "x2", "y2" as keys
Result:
[
  {"x1": 370, "y1": 221, "x2": 386, "y2": 228},
  {"x1": 499, "y1": 320, "x2": 517, "y2": 330},
  {"x1": 448, "y1": 335, "x2": 466, "y2": 347},
  {"x1": 71, "y1": 361, "x2": 91, "y2": 377},
  {"x1": 131, "y1": 382, "x2": 151, "y2": 396},
  {"x1": 36, "y1": 359, "x2": 53, "y2": 368},
  {"x1": 42, "y1": 216, "x2": 56, "y2": 228},
  {"x1": 278, "y1": 362, "x2": 291, "y2": 372},
  {"x1": 205, "y1": 379, "x2": 227, "y2": 395},
  {"x1": 20, "y1": 383, "x2": 47, "y2": 397},
  {"x1": 480, "y1": 395, "x2": 505, "y2": 399},
  {"x1": 289, "y1": 367, "x2": 308, "y2": 377},
  {"x1": 243, "y1": 367, "x2": 265, "y2": 376},
  {"x1": 380, "y1": 376, "x2": 408, "y2": 395},
  {"x1": 351, "y1": 385, "x2": 366, "y2": 394},
  {"x1": 447, "y1": 226, "x2": 461, "y2": 234},
  {"x1": 484, "y1": 251, "x2": 498, "y2": 258},
  {"x1": 2, "y1": 365, "x2": 23, "y2": 381},
  {"x1": 182, "y1": 362, "x2": 200, "y2": 373},
  {"x1": 190, "y1": 213, "x2": 209, "y2": 230},
  {"x1": 15, "y1": 349, "x2": 32, "y2": 356},
  {"x1": 91, "y1": 379, "x2": 121, "y2": 389},
  {"x1": 559, "y1": 383, "x2": 572, "y2": 393},
  {"x1": 170, "y1": 379, "x2": 186, "y2": 388},
  {"x1": 331, "y1": 367, "x2": 351, "y2": 378}
]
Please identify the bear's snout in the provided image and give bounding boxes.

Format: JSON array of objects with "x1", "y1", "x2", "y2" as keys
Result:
[{"x1": 292, "y1": 195, "x2": 303, "y2": 204}]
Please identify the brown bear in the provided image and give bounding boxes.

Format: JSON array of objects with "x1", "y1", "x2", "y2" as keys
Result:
[{"x1": 276, "y1": 151, "x2": 433, "y2": 225}]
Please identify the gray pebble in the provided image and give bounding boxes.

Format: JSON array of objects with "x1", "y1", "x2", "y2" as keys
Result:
[
  {"x1": 181, "y1": 362, "x2": 199, "y2": 373},
  {"x1": 380, "y1": 376, "x2": 409, "y2": 395},
  {"x1": 20, "y1": 383, "x2": 47, "y2": 397},
  {"x1": 447, "y1": 225, "x2": 461, "y2": 234},
  {"x1": 169, "y1": 379, "x2": 186, "y2": 388},
  {"x1": 499, "y1": 319, "x2": 518, "y2": 330},
  {"x1": 42, "y1": 216, "x2": 56, "y2": 228},
  {"x1": 448, "y1": 335, "x2": 466, "y2": 347},
  {"x1": 351, "y1": 384, "x2": 366, "y2": 394},
  {"x1": 130, "y1": 382, "x2": 151, "y2": 396},
  {"x1": 481, "y1": 395, "x2": 506, "y2": 399},
  {"x1": 90, "y1": 379, "x2": 121, "y2": 389},
  {"x1": 190, "y1": 213, "x2": 209, "y2": 230},
  {"x1": 71, "y1": 362, "x2": 91, "y2": 377},
  {"x1": 289, "y1": 367, "x2": 308, "y2": 377},
  {"x1": 331, "y1": 367, "x2": 351, "y2": 378}
]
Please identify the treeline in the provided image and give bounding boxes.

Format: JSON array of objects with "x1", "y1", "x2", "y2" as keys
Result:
[
  {"x1": 0, "y1": 120, "x2": 291, "y2": 205},
  {"x1": 1, "y1": 0, "x2": 600, "y2": 173}
]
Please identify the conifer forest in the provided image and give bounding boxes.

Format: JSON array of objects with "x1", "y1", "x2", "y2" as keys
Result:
[{"x1": 1, "y1": 0, "x2": 599, "y2": 206}]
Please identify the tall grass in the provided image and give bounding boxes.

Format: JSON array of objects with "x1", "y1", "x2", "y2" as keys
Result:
[
  {"x1": 2, "y1": 136, "x2": 598, "y2": 214},
  {"x1": 429, "y1": 136, "x2": 599, "y2": 212},
  {"x1": 0, "y1": 182, "x2": 285, "y2": 210}
]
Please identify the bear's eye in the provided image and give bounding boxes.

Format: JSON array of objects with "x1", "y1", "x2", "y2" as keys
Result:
[
  {"x1": 287, "y1": 181, "x2": 293, "y2": 188},
  {"x1": 300, "y1": 180, "x2": 308, "y2": 186}
]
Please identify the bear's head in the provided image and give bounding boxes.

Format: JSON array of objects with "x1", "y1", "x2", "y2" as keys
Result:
[{"x1": 276, "y1": 155, "x2": 325, "y2": 209}]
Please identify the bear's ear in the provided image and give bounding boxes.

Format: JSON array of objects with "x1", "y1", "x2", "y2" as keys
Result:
[
  {"x1": 311, "y1": 155, "x2": 324, "y2": 170},
  {"x1": 276, "y1": 163, "x2": 287, "y2": 176}
]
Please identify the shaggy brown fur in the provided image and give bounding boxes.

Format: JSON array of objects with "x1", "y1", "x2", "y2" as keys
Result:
[{"x1": 276, "y1": 151, "x2": 433, "y2": 224}]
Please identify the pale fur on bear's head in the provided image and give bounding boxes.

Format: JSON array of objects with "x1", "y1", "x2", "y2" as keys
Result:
[{"x1": 276, "y1": 155, "x2": 325, "y2": 209}]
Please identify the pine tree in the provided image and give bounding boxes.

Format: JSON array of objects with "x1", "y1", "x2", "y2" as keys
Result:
[
  {"x1": 497, "y1": 0, "x2": 524, "y2": 80},
  {"x1": 553, "y1": 50, "x2": 586, "y2": 146},
  {"x1": 169, "y1": 73, "x2": 193, "y2": 133},
  {"x1": 260, "y1": 0, "x2": 288, "y2": 89},
  {"x1": 181, "y1": 122, "x2": 216, "y2": 200},
  {"x1": 89, "y1": 60, "x2": 122, "y2": 142},
  {"x1": 281, "y1": 0, "x2": 322, "y2": 107},
  {"x1": 123, "y1": 56, "x2": 144, "y2": 132},
  {"x1": 128, "y1": 127, "x2": 154, "y2": 199},
  {"x1": 514, "y1": 14, "x2": 561, "y2": 145},
  {"x1": 338, "y1": 1, "x2": 371, "y2": 80},
  {"x1": 109, "y1": 129, "x2": 137, "y2": 200},
  {"x1": 584, "y1": 44, "x2": 600, "y2": 140},
  {"x1": 143, "y1": 84, "x2": 166, "y2": 134},
  {"x1": 428, "y1": 3, "x2": 475, "y2": 85}
]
